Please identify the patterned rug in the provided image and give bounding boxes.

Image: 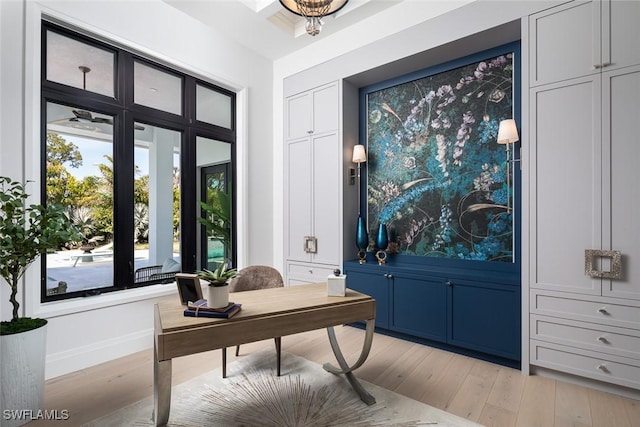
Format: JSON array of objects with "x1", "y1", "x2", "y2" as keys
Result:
[{"x1": 84, "y1": 350, "x2": 481, "y2": 426}]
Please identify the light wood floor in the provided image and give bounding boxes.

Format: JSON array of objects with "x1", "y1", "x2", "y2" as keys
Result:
[{"x1": 30, "y1": 326, "x2": 639, "y2": 426}]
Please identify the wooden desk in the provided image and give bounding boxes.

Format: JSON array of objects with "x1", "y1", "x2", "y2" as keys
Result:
[{"x1": 153, "y1": 283, "x2": 376, "y2": 425}]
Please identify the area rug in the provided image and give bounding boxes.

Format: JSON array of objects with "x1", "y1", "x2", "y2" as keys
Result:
[{"x1": 84, "y1": 350, "x2": 481, "y2": 426}]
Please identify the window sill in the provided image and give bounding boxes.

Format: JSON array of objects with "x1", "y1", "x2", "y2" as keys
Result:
[{"x1": 33, "y1": 283, "x2": 179, "y2": 319}]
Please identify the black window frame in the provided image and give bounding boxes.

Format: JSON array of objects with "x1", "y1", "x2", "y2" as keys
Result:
[{"x1": 41, "y1": 21, "x2": 236, "y2": 302}]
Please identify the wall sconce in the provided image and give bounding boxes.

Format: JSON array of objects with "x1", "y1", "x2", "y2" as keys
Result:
[
  {"x1": 496, "y1": 119, "x2": 520, "y2": 212},
  {"x1": 352, "y1": 144, "x2": 368, "y2": 263},
  {"x1": 349, "y1": 168, "x2": 356, "y2": 185},
  {"x1": 350, "y1": 144, "x2": 366, "y2": 186},
  {"x1": 497, "y1": 119, "x2": 519, "y2": 145}
]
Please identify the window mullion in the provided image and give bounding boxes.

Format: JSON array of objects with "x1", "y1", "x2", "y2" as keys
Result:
[{"x1": 113, "y1": 113, "x2": 135, "y2": 288}]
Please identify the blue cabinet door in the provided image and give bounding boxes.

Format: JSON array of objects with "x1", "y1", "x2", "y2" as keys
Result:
[
  {"x1": 391, "y1": 274, "x2": 447, "y2": 341},
  {"x1": 344, "y1": 268, "x2": 390, "y2": 329},
  {"x1": 447, "y1": 279, "x2": 521, "y2": 360}
]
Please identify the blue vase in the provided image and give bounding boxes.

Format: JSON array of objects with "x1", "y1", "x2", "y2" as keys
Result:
[
  {"x1": 356, "y1": 216, "x2": 368, "y2": 250},
  {"x1": 376, "y1": 223, "x2": 388, "y2": 250}
]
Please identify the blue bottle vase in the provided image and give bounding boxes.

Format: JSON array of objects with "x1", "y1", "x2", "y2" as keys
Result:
[
  {"x1": 376, "y1": 223, "x2": 388, "y2": 250},
  {"x1": 356, "y1": 215, "x2": 368, "y2": 250}
]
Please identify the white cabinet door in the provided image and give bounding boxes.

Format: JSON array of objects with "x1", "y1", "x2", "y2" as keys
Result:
[
  {"x1": 286, "y1": 92, "x2": 312, "y2": 141},
  {"x1": 312, "y1": 132, "x2": 341, "y2": 266},
  {"x1": 530, "y1": 1, "x2": 640, "y2": 87},
  {"x1": 603, "y1": 65, "x2": 640, "y2": 300},
  {"x1": 530, "y1": 75, "x2": 602, "y2": 295},
  {"x1": 607, "y1": 0, "x2": 640, "y2": 73},
  {"x1": 312, "y1": 83, "x2": 339, "y2": 135},
  {"x1": 530, "y1": 1, "x2": 598, "y2": 86},
  {"x1": 286, "y1": 138, "x2": 312, "y2": 262}
]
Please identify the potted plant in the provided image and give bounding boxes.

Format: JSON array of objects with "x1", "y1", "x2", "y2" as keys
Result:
[
  {"x1": 0, "y1": 176, "x2": 78, "y2": 426},
  {"x1": 197, "y1": 262, "x2": 239, "y2": 308}
]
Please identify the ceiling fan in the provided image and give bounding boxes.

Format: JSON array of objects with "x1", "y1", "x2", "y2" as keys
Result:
[{"x1": 69, "y1": 109, "x2": 145, "y2": 131}]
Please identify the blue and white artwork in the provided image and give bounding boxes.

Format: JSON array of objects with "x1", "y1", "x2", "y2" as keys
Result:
[{"x1": 366, "y1": 51, "x2": 515, "y2": 262}]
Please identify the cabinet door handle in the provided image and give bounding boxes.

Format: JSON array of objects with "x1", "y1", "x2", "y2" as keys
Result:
[
  {"x1": 307, "y1": 130, "x2": 313, "y2": 134},
  {"x1": 303, "y1": 236, "x2": 317, "y2": 253},
  {"x1": 446, "y1": 281, "x2": 452, "y2": 287},
  {"x1": 585, "y1": 249, "x2": 622, "y2": 279}
]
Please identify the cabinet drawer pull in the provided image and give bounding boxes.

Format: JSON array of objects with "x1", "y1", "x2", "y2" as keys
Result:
[
  {"x1": 597, "y1": 336, "x2": 609, "y2": 344},
  {"x1": 597, "y1": 307, "x2": 609, "y2": 315},
  {"x1": 597, "y1": 364, "x2": 609, "y2": 373},
  {"x1": 446, "y1": 281, "x2": 452, "y2": 287}
]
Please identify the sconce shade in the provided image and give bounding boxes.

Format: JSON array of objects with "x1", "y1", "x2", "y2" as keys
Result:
[
  {"x1": 352, "y1": 144, "x2": 367, "y2": 163},
  {"x1": 497, "y1": 119, "x2": 519, "y2": 144}
]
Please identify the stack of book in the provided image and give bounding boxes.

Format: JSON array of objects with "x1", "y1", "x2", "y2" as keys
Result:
[{"x1": 184, "y1": 299, "x2": 242, "y2": 318}]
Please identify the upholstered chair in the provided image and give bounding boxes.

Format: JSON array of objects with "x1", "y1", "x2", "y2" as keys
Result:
[{"x1": 221, "y1": 265, "x2": 284, "y2": 378}]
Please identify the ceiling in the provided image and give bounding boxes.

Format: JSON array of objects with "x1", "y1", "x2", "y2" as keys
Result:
[{"x1": 163, "y1": 0, "x2": 404, "y2": 60}]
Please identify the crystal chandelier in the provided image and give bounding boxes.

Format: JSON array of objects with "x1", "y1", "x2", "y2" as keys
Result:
[{"x1": 279, "y1": 0, "x2": 349, "y2": 36}]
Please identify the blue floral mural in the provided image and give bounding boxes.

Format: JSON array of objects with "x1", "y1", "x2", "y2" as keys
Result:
[{"x1": 366, "y1": 52, "x2": 515, "y2": 262}]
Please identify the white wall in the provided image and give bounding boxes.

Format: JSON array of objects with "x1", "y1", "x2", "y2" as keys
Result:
[{"x1": 0, "y1": 0, "x2": 273, "y2": 378}]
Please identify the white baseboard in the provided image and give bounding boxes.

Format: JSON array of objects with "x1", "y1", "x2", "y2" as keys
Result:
[{"x1": 45, "y1": 328, "x2": 154, "y2": 380}]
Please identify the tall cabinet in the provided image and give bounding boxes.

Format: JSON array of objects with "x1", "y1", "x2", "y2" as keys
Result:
[
  {"x1": 528, "y1": 0, "x2": 640, "y2": 391},
  {"x1": 284, "y1": 81, "x2": 344, "y2": 285}
]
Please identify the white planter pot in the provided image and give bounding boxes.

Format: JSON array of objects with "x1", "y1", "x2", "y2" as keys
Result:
[
  {"x1": 1, "y1": 323, "x2": 47, "y2": 427},
  {"x1": 207, "y1": 284, "x2": 229, "y2": 308}
]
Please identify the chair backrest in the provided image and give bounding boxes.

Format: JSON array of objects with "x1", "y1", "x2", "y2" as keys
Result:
[{"x1": 229, "y1": 265, "x2": 284, "y2": 292}]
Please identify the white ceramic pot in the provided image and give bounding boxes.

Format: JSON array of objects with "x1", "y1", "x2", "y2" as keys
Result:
[
  {"x1": 207, "y1": 284, "x2": 229, "y2": 308},
  {"x1": 0, "y1": 323, "x2": 47, "y2": 427}
]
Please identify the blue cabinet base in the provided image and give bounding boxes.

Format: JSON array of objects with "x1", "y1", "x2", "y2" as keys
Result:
[
  {"x1": 348, "y1": 322, "x2": 521, "y2": 370},
  {"x1": 344, "y1": 259, "x2": 521, "y2": 367}
]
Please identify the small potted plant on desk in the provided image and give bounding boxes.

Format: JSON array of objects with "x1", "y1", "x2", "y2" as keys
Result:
[
  {"x1": 0, "y1": 176, "x2": 79, "y2": 426},
  {"x1": 197, "y1": 262, "x2": 239, "y2": 308}
]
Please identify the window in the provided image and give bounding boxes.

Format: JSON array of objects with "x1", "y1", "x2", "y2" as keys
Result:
[{"x1": 42, "y1": 22, "x2": 236, "y2": 301}]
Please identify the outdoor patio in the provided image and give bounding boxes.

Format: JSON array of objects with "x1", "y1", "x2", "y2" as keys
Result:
[{"x1": 46, "y1": 248, "x2": 180, "y2": 294}]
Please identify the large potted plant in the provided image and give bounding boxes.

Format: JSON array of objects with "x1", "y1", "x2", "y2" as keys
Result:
[{"x1": 0, "y1": 176, "x2": 78, "y2": 426}]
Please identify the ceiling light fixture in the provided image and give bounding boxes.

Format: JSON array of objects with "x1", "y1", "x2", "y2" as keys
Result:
[
  {"x1": 79, "y1": 65, "x2": 91, "y2": 90},
  {"x1": 279, "y1": 0, "x2": 349, "y2": 36}
]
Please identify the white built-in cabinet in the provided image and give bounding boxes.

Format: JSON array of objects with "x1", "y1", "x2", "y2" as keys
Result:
[
  {"x1": 284, "y1": 82, "x2": 343, "y2": 285},
  {"x1": 530, "y1": 0, "x2": 640, "y2": 86},
  {"x1": 528, "y1": 0, "x2": 640, "y2": 391}
]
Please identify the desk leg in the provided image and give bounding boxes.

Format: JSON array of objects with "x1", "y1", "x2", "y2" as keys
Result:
[
  {"x1": 323, "y1": 319, "x2": 376, "y2": 405},
  {"x1": 153, "y1": 340, "x2": 172, "y2": 426}
]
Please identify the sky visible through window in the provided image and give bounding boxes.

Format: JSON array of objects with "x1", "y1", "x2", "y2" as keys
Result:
[{"x1": 64, "y1": 135, "x2": 149, "y2": 179}]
